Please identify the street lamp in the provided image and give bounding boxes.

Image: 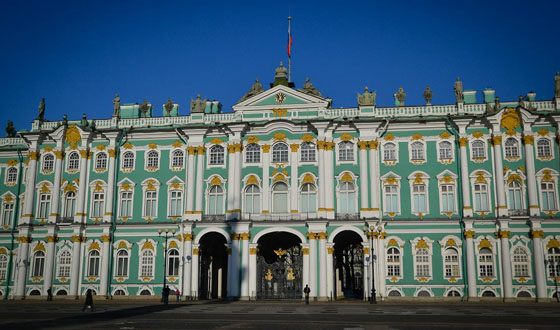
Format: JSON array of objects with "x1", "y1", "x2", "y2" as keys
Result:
[
  {"x1": 158, "y1": 229, "x2": 176, "y2": 294},
  {"x1": 369, "y1": 230, "x2": 377, "y2": 304}
]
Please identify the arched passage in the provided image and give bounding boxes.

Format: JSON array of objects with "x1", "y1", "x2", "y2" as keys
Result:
[
  {"x1": 198, "y1": 232, "x2": 228, "y2": 299},
  {"x1": 333, "y1": 230, "x2": 364, "y2": 299},
  {"x1": 256, "y1": 232, "x2": 303, "y2": 299}
]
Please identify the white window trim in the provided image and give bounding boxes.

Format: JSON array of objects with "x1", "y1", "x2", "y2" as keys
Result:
[
  {"x1": 502, "y1": 135, "x2": 522, "y2": 162},
  {"x1": 535, "y1": 136, "x2": 555, "y2": 161},
  {"x1": 271, "y1": 142, "x2": 290, "y2": 165},
  {"x1": 408, "y1": 171, "x2": 430, "y2": 216},
  {"x1": 4, "y1": 166, "x2": 18, "y2": 186},
  {"x1": 270, "y1": 181, "x2": 290, "y2": 214},
  {"x1": 86, "y1": 248, "x2": 101, "y2": 278},
  {"x1": 335, "y1": 140, "x2": 357, "y2": 165},
  {"x1": 55, "y1": 247, "x2": 72, "y2": 279},
  {"x1": 475, "y1": 236, "x2": 498, "y2": 281},
  {"x1": 385, "y1": 237, "x2": 405, "y2": 282},
  {"x1": 504, "y1": 171, "x2": 527, "y2": 214},
  {"x1": 114, "y1": 248, "x2": 131, "y2": 279},
  {"x1": 469, "y1": 138, "x2": 488, "y2": 163},
  {"x1": 298, "y1": 173, "x2": 318, "y2": 216},
  {"x1": 137, "y1": 239, "x2": 157, "y2": 280},
  {"x1": 299, "y1": 142, "x2": 318, "y2": 164},
  {"x1": 141, "y1": 179, "x2": 160, "y2": 220},
  {"x1": 436, "y1": 171, "x2": 458, "y2": 216},
  {"x1": 120, "y1": 150, "x2": 136, "y2": 172},
  {"x1": 35, "y1": 181, "x2": 53, "y2": 220},
  {"x1": 510, "y1": 240, "x2": 533, "y2": 281},
  {"x1": 469, "y1": 170, "x2": 493, "y2": 215},
  {"x1": 40, "y1": 153, "x2": 55, "y2": 175},
  {"x1": 205, "y1": 176, "x2": 227, "y2": 215},
  {"x1": 243, "y1": 143, "x2": 262, "y2": 167},
  {"x1": 169, "y1": 148, "x2": 185, "y2": 171},
  {"x1": 166, "y1": 184, "x2": 184, "y2": 219},
  {"x1": 536, "y1": 168, "x2": 560, "y2": 213},
  {"x1": 410, "y1": 237, "x2": 434, "y2": 281},
  {"x1": 0, "y1": 192, "x2": 15, "y2": 228},
  {"x1": 207, "y1": 144, "x2": 227, "y2": 168},
  {"x1": 65, "y1": 151, "x2": 81, "y2": 174},
  {"x1": 93, "y1": 151, "x2": 108, "y2": 173},
  {"x1": 436, "y1": 139, "x2": 454, "y2": 164},
  {"x1": 408, "y1": 140, "x2": 426, "y2": 165},
  {"x1": 381, "y1": 172, "x2": 402, "y2": 216},
  {"x1": 439, "y1": 235, "x2": 463, "y2": 281},
  {"x1": 381, "y1": 141, "x2": 399, "y2": 165},
  {"x1": 88, "y1": 181, "x2": 107, "y2": 221},
  {"x1": 241, "y1": 175, "x2": 262, "y2": 216},
  {"x1": 335, "y1": 173, "x2": 358, "y2": 215},
  {"x1": 117, "y1": 180, "x2": 135, "y2": 220},
  {"x1": 144, "y1": 149, "x2": 161, "y2": 172}
]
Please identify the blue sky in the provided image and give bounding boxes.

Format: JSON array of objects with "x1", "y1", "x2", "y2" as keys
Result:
[{"x1": 1, "y1": 0, "x2": 559, "y2": 132}]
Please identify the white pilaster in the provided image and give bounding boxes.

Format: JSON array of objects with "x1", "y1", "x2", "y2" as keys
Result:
[
  {"x1": 317, "y1": 143, "x2": 326, "y2": 218},
  {"x1": 262, "y1": 146, "x2": 270, "y2": 214},
  {"x1": 185, "y1": 147, "x2": 196, "y2": 215},
  {"x1": 99, "y1": 231, "x2": 111, "y2": 297},
  {"x1": 376, "y1": 230, "x2": 386, "y2": 299},
  {"x1": 464, "y1": 223, "x2": 478, "y2": 300},
  {"x1": 459, "y1": 135, "x2": 473, "y2": 217},
  {"x1": 498, "y1": 222, "x2": 513, "y2": 300},
  {"x1": 75, "y1": 148, "x2": 89, "y2": 223},
  {"x1": 369, "y1": 141, "x2": 380, "y2": 218},
  {"x1": 358, "y1": 142, "x2": 370, "y2": 217},
  {"x1": 318, "y1": 232, "x2": 327, "y2": 300},
  {"x1": 228, "y1": 237, "x2": 241, "y2": 298},
  {"x1": 43, "y1": 232, "x2": 56, "y2": 294},
  {"x1": 240, "y1": 233, "x2": 250, "y2": 299},
  {"x1": 194, "y1": 147, "x2": 205, "y2": 219},
  {"x1": 182, "y1": 232, "x2": 193, "y2": 298},
  {"x1": 301, "y1": 243, "x2": 310, "y2": 299},
  {"x1": 48, "y1": 139, "x2": 64, "y2": 224},
  {"x1": 191, "y1": 244, "x2": 199, "y2": 299},
  {"x1": 324, "y1": 141, "x2": 335, "y2": 219},
  {"x1": 226, "y1": 144, "x2": 236, "y2": 217},
  {"x1": 290, "y1": 144, "x2": 299, "y2": 215},
  {"x1": 21, "y1": 143, "x2": 39, "y2": 225},
  {"x1": 362, "y1": 242, "x2": 370, "y2": 301},
  {"x1": 308, "y1": 233, "x2": 317, "y2": 298},
  {"x1": 69, "y1": 228, "x2": 83, "y2": 297},
  {"x1": 491, "y1": 134, "x2": 508, "y2": 217},
  {"x1": 530, "y1": 222, "x2": 547, "y2": 301},
  {"x1": 103, "y1": 140, "x2": 117, "y2": 223},
  {"x1": 15, "y1": 231, "x2": 30, "y2": 298},
  {"x1": 326, "y1": 242, "x2": 334, "y2": 300},
  {"x1": 523, "y1": 133, "x2": 540, "y2": 216},
  {"x1": 248, "y1": 243, "x2": 257, "y2": 299}
]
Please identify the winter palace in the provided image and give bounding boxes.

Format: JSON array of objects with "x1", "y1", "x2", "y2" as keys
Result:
[{"x1": 1, "y1": 65, "x2": 560, "y2": 301}]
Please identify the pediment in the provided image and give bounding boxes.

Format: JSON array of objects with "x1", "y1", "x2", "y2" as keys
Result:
[{"x1": 233, "y1": 85, "x2": 329, "y2": 111}]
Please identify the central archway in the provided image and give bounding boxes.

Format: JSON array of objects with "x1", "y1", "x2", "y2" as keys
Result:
[
  {"x1": 333, "y1": 230, "x2": 364, "y2": 299},
  {"x1": 256, "y1": 232, "x2": 303, "y2": 300},
  {"x1": 198, "y1": 232, "x2": 228, "y2": 299}
]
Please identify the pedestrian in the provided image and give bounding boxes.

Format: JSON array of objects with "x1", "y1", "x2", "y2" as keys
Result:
[
  {"x1": 47, "y1": 287, "x2": 53, "y2": 301},
  {"x1": 162, "y1": 285, "x2": 170, "y2": 305},
  {"x1": 82, "y1": 289, "x2": 94, "y2": 312},
  {"x1": 303, "y1": 284, "x2": 310, "y2": 305},
  {"x1": 176, "y1": 288, "x2": 181, "y2": 302}
]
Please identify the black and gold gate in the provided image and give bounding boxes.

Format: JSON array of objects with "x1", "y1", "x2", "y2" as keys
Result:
[{"x1": 256, "y1": 233, "x2": 303, "y2": 300}]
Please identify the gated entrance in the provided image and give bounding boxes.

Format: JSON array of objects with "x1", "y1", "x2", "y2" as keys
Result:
[
  {"x1": 256, "y1": 232, "x2": 302, "y2": 300},
  {"x1": 333, "y1": 231, "x2": 364, "y2": 299},
  {"x1": 198, "y1": 232, "x2": 228, "y2": 299}
]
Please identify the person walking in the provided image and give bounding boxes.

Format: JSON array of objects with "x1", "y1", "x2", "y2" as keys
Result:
[
  {"x1": 47, "y1": 287, "x2": 53, "y2": 301},
  {"x1": 162, "y1": 285, "x2": 170, "y2": 305},
  {"x1": 176, "y1": 288, "x2": 181, "y2": 302},
  {"x1": 303, "y1": 284, "x2": 311, "y2": 305},
  {"x1": 82, "y1": 289, "x2": 94, "y2": 312}
]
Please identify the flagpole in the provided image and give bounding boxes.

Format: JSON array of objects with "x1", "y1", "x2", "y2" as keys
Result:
[{"x1": 288, "y1": 16, "x2": 292, "y2": 83}]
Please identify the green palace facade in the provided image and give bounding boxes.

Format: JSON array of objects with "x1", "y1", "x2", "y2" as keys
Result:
[{"x1": 1, "y1": 65, "x2": 560, "y2": 301}]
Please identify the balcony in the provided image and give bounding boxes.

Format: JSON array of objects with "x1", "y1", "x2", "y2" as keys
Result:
[
  {"x1": 335, "y1": 213, "x2": 360, "y2": 220},
  {"x1": 508, "y1": 209, "x2": 528, "y2": 217},
  {"x1": 201, "y1": 214, "x2": 226, "y2": 222}
]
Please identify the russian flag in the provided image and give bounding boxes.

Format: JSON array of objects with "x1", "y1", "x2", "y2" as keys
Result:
[{"x1": 287, "y1": 18, "x2": 292, "y2": 58}]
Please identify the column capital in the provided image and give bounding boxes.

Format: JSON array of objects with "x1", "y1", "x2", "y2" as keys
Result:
[
  {"x1": 369, "y1": 139, "x2": 379, "y2": 150},
  {"x1": 358, "y1": 141, "x2": 369, "y2": 150},
  {"x1": 497, "y1": 230, "x2": 510, "y2": 239},
  {"x1": 290, "y1": 143, "x2": 300, "y2": 152},
  {"x1": 262, "y1": 144, "x2": 270, "y2": 153},
  {"x1": 491, "y1": 135, "x2": 502, "y2": 145},
  {"x1": 523, "y1": 134, "x2": 534, "y2": 145},
  {"x1": 46, "y1": 235, "x2": 58, "y2": 243},
  {"x1": 100, "y1": 234, "x2": 111, "y2": 242},
  {"x1": 459, "y1": 137, "x2": 469, "y2": 147},
  {"x1": 464, "y1": 230, "x2": 476, "y2": 239},
  {"x1": 17, "y1": 236, "x2": 31, "y2": 243},
  {"x1": 531, "y1": 229, "x2": 545, "y2": 238}
]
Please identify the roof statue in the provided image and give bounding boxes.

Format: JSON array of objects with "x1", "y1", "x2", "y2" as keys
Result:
[
  {"x1": 190, "y1": 95, "x2": 206, "y2": 113},
  {"x1": 5, "y1": 120, "x2": 16, "y2": 138},
  {"x1": 494, "y1": 96, "x2": 501, "y2": 111},
  {"x1": 139, "y1": 100, "x2": 150, "y2": 117},
  {"x1": 518, "y1": 95, "x2": 526, "y2": 109},
  {"x1": 164, "y1": 98, "x2": 174, "y2": 115},
  {"x1": 300, "y1": 78, "x2": 322, "y2": 97},
  {"x1": 357, "y1": 87, "x2": 376, "y2": 106},
  {"x1": 394, "y1": 87, "x2": 406, "y2": 107},
  {"x1": 80, "y1": 113, "x2": 88, "y2": 127},
  {"x1": 272, "y1": 62, "x2": 289, "y2": 87},
  {"x1": 113, "y1": 94, "x2": 121, "y2": 118},
  {"x1": 454, "y1": 77, "x2": 464, "y2": 103},
  {"x1": 62, "y1": 114, "x2": 68, "y2": 126},
  {"x1": 423, "y1": 86, "x2": 433, "y2": 105},
  {"x1": 239, "y1": 79, "x2": 264, "y2": 102},
  {"x1": 555, "y1": 72, "x2": 560, "y2": 98},
  {"x1": 37, "y1": 98, "x2": 45, "y2": 121}
]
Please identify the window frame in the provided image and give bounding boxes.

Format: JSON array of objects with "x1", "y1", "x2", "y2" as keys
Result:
[
  {"x1": 145, "y1": 149, "x2": 160, "y2": 171},
  {"x1": 300, "y1": 142, "x2": 316, "y2": 162},
  {"x1": 536, "y1": 137, "x2": 553, "y2": 160},
  {"x1": 409, "y1": 141, "x2": 426, "y2": 164},
  {"x1": 337, "y1": 141, "x2": 355, "y2": 162},
  {"x1": 170, "y1": 149, "x2": 185, "y2": 170},
  {"x1": 244, "y1": 143, "x2": 261, "y2": 164},
  {"x1": 504, "y1": 137, "x2": 520, "y2": 160},
  {"x1": 115, "y1": 249, "x2": 130, "y2": 278},
  {"x1": 41, "y1": 153, "x2": 55, "y2": 174},
  {"x1": 94, "y1": 152, "x2": 108, "y2": 172},
  {"x1": 57, "y1": 250, "x2": 72, "y2": 278},
  {"x1": 208, "y1": 145, "x2": 225, "y2": 166},
  {"x1": 272, "y1": 142, "x2": 289, "y2": 163},
  {"x1": 32, "y1": 251, "x2": 45, "y2": 277},
  {"x1": 470, "y1": 139, "x2": 487, "y2": 162},
  {"x1": 437, "y1": 140, "x2": 454, "y2": 163},
  {"x1": 207, "y1": 185, "x2": 225, "y2": 215},
  {"x1": 87, "y1": 250, "x2": 101, "y2": 277},
  {"x1": 121, "y1": 151, "x2": 136, "y2": 172},
  {"x1": 478, "y1": 247, "x2": 495, "y2": 279},
  {"x1": 5, "y1": 167, "x2": 18, "y2": 185},
  {"x1": 382, "y1": 142, "x2": 398, "y2": 163},
  {"x1": 243, "y1": 184, "x2": 261, "y2": 214},
  {"x1": 66, "y1": 151, "x2": 80, "y2": 172}
]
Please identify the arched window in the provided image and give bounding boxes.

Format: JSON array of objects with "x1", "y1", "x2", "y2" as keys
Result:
[
  {"x1": 417, "y1": 290, "x2": 431, "y2": 297},
  {"x1": 504, "y1": 138, "x2": 519, "y2": 158},
  {"x1": 144, "y1": 190, "x2": 157, "y2": 217},
  {"x1": 507, "y1": 181, "x2": 524, "y2": 212},
  {"x1": 388, "y1": 290, "x2": 401, "y2": 297},
  {"x1": 447, "y1": 290, "x2": 461, "y2": 297},
  {"x1": 478, "y1": 247, "x2": 494, "y2": 277},
  {"x1": 95, "y1": 152, "x2": 107, "y2": 170},
  {"x1": 383, "y1": 143, "x2": 396, "y2": 161},
  {"x1": 122, "y1": 151, "x2": 135, "y2": 170},
  {"x1": 439, "y1": 141, "x2": 453, "y2": 160},
  {"x1": 5, "y1": 167, "x2": 17, "y2": 184},
  {"x1": 116, "y1": 250, "x2": 129, "y2": 277},
  {"x1": 32, "y1": 251, "x2": 45, "y2": 277},
  {"x1": 474, "y1": 183, "x2": 490, "y2": 212},
  {"x1": 57, "y1": 250, "x2": 71, "y2": 278},
  {"x1": 1, "y1": 199, "x2": 14, "y2": 227},
  {"x1": 139, "y1": 289, "x2": 151, "y2": 295},
  {"x1": 517, "y1": 291, "x2": 531, "y2": 298},
  {"x1": 146, "y1": 150, "x2": 159, "y2": 169},
  {"x1": 244, "y1": 185, "x2": 261, "y2": 214},
  {"x1": 537, "y1": 138, "x2": 552, "y2": 158},
  {"x1": 384, "y1": 185, "x2": 399, "y2": 213},
  {"x1": 63, "y1": 191, "x2": 76, "y2": 218},
  {"x1": 67, "y1": 152, "x2": 80, "y2": 171},
  {"x1": 169, "y1": 190, "x2": 183, "y2": 217},
  {"x1": 547, "y1": 247, "x2": 560, "y2": 278},
  {"x1": 140, "y1": 250, "x2": 154, "y2": 277},
  {"x1": 412, "y1": 183, "x2": 427, "y2": 214},
  {"x1": 245, "y1": 144, "x2": 261, "y2": 163},
  {"x1": 386, "y1": 247, "x2": 401, "y2": 277},
  {"x1": 300, "y1": 142, "x2": 316, "y2": 162},
  {"x1": 443, "y1": 248, "x2": 460, "y2": 278},
  {"x1": 56, "y1": 289, "x2": 68, "y2": 296},
  {"x1": 167, "y1": 249, "x2": 180, "y2": 277},
  {"x1": 91, "y1": 190, "x2": 105, "y2": 218},
  {"x1": 541, "y1": 182, "x2": 557, "y2": 211},
  {"x1": 0, "y1": 254, "x2": 8, "y2": 281},
  {"x1": 512, "y1": 246, "x2": 529, "y2": 278},
  {"x1": 272, "y1": 143, "x2": 289, "y2": 163},
  {"x1": 42, "y1": 154, "x2": 54, "y2": 172},
  {"x1": 338, "y1": 141, "x2": 354, "y2": 161},
  {"x1": 338, "y1": 181, "x2": 356, "y2": 214},
  {"x1": 87, "y1": 250, "x2": 100, "y2": 277},
  {"x1": 272, "y1": 182, "x2": 289, "y2": 213},
  {"x1": 300, "y1": 183, "x2": 317, "y2": 213},
  {"x1": 114, "y1": 289, "x2": 126, "y2": 296},
  {"x1": 207, "y1": 185, "x2": 224, "y2": 215},
  {"x1": 481, "y1": 290, "x2": 495, "y2": 297},
  {"x1": 209, "y1": 145, "x2": 225, "y2": 165},
  {"x1": 411, "y1": 142, "x2": 425, "y2": 161},
  {"x1": 471, "y1": 140, "x2": 485, "y2": 159},
  {"x1": 415, "y1": 248, "x2": 431, "y2": 277},
  {"x1": 171, "y1": 149, "x2": 184, "y2": 168}
]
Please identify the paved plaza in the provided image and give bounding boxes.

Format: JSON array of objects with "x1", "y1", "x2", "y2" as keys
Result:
[{"x1": 1, "y1": 300, "x2": 560, "y2": 329}]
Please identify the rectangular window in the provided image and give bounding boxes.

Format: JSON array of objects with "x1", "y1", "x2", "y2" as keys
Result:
[
  {"x1": 474, "y1": 184, "x2": 489, "y2": 212},
  {"x1": 412, "y1": 184, "x2": 427, "y2": 213},
  {"x1": 169, "y1": 191, "x2": 183, "y2": 217},
  {"x1": 384, "y1": 185, "x2": 398, "y2": 213},
  {"x1": 144, "y1": 191, "x2": 157, "y2": 217},
  {"x1": 120, "y1": 191, "x2": 133, "y2": 218},
  {"x1": 92, "y1": 192, "x2": 105, "y2": 218},
  {"x1": 38, "y1": 194, "x2": 51, "y2": 219},
  {"x1": 541, "y1": 182, "x2": 557, "y2": 211},
  {"x1": 2, "y1": 202, "x2": 14, "y2": 227},
  {"x1": 441, "y1": 184, "x2": 455, "y2": 213}
]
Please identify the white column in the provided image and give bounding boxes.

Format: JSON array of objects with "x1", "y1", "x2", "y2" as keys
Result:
[
  {"x1": 491, "y1": 135, "x2": 508, "y2": 217},
  {"x1": 182, "y1": 233, "x2": 193, "y2": 298},
  {"x1": 376, "y1": 231, "x2": 386, "y2": 298},
  {"x1": 324, "y1": 142, "x2": 335, "y2": 219},
  {"x1": 318, "y1": 232, "x2": 327, "y2": 300},
  {"x1": 191, "y1": 244, "x2": 199, "y2": 299},
  {"x1": 362, "y1": 242, "x2": 370, "y2": 301},
  {"x1": 308, "y1": 233, "x2": 317, "y2": 298},
  {"x1": 358, "y1": 142, "x2": 369, "y2": 217},
  {"x1": 459, "y1": 136, "x2": 473, "y2": 217},
  {"x1": 21, "y1": 148, "x2": 39, "y2": 225},
  {"x1": 369, "y1": 141, "x2": 380, "y2": 218},
  {"x1": 15, "y1": 234, "x2": 30, "y2": 298},
  {"x1": 226, "y1": 144, "x2": 236, "y2": 215},
  {"x1": 290, "y1": 144, "x2": 299, "y2": 215},
  {"x1": 248, "y1": 243, "x2": 257, "y2": 299},
  {"x1": 240, "y1": 233, "x2": 250, "y2": 299},
  {"x1": 43, "y1": 234, "x2": 56, "y2": 294},
  {"x1": 498, "y1": 224, "x2": 513, "y2": 300},
  {"x1": 262, "y1": 145, "x2": 270, "y2": 214},
  {"x1": 531, "y1": 225, "x2": 547, "y2": 301},
  {"x1": 234, "y1": 142, "x2": 243, "y2": 214},
  {"x1": 48, "y1": 142, "x2": 64, "y2": 224},
  {"x1": 69, "y1": 231, "x2": 83, "y2": 297},
  {"x1": 99, "y1": 233, "x2": 111, "y2": 296},
  {"x1": 228, "y1": 237, "x2": 240, "y2": 298},
  {"x1": 317, "y1": 143, "x2": 326, "y2": 217},
  {"x1": 103, "y1": 144, "x2": 117, "y2": 223},
  {"x1": 524, "y1": 134, "x2": 540, "y2": 216},
  {"x1": 326, "y1": 243, "x2": 334, "y2": 300},
  {"x1": 301, "y1": 243, "x2": 310, "y2": 299},
  {"x1": 185, "y1": 147, "x2": 196, "y2": 215},
  {"x1": 194, "y1": 147, "x2": 205, "y2": 218},
  {"x1": 464, "y1": 227, "x2": 478, "y2": 299},
  {"x1": 75, "y1": 148, "x2": 89, "y2": 223}
]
